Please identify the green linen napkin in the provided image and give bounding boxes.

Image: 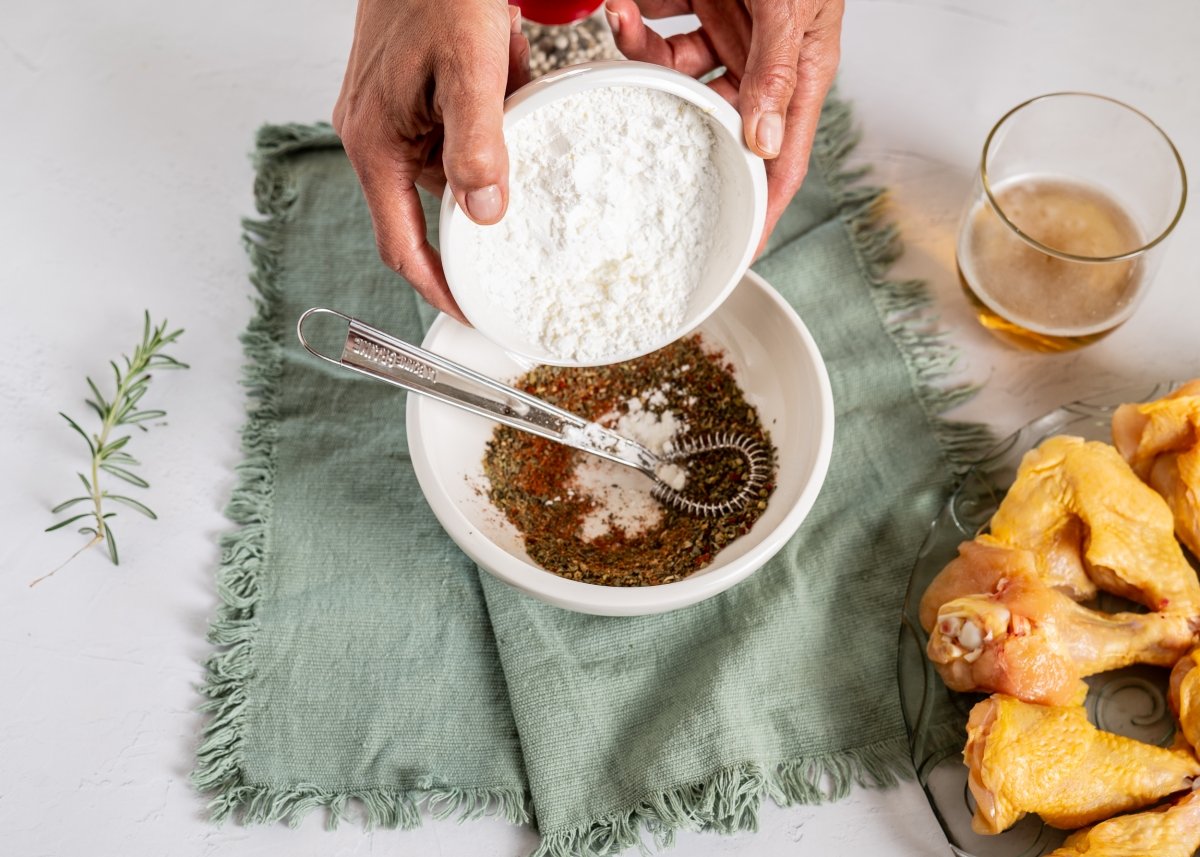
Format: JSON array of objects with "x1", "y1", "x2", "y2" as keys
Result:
[{"x1": 195, "y1": 98, "x2": 990, "y2": 854}]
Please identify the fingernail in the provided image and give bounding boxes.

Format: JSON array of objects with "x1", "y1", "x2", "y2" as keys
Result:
[
  {"x1": 509, "y1": 5, "x2": 521, "y2": 34},
  {"x1": 466, "y1": 185, "x2": 503, "y2": 223},
  {"x1": 757, "y1": 111, "x2": 783, "y2": 157},
  {"x1": 605, "y1": 4, "x2": 620, "y2": 35}
]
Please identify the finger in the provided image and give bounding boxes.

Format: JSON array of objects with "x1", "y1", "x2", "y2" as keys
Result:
[
  {"x1": 606, "y1": 0, "x2": 719, "y2": 78},
  {"x1": 416, "y1": 130, "x2": 447, "y2": 196},
  {"x1": 345, "y1": 134, "x2": 467, "y2": 322},
  {"x1": 436, "y1": 10, "x2": 511, "y2": 226},
  {"x1": 758, "y1": 143, "x2": 806, "y2": 256},
  {"x1": 740, "y1": 3, "x2": 804, "y2": 159},
  {"x1": 756, "y1": 80, "x2": 824, "y2": 255},
  {"x1": 706, "y1": 72, "x2": 738, "y2": 108},
  {"x1": 758, "y1": 57, "x2": 840, "y2": 253},
  {"x1": 758, "y1": 4, "x2": 843, "y2": 249},
  {"x1": 625, "y1": 0, "x2": 693, "y2": 17},
  {"x1": 688, "y1": 2, "x2": 753, "y2": 80},
  {"x1": 782, "y1": 1, "x2": 843, "y2": 175},
  {"x1": 507, "y1": 6, "x2": 531, "y2": 95}
]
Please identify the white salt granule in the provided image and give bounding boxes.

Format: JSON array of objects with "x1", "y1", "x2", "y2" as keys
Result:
[
  {"x1": 614, "y1": 399, "x2": 683, "y2": 453},
  {"x1": 469, "y1": 86, "x2": 721, "y2": 362},
  {"x1": 655, "y1": 462, "x2": 687, "y2": 492},
  {"x1": 572, "y1": 392, "x2": 689, "y2": 541},
  {"x1": 561, "y1": 403, "x2": 686, "y2": 469},
  {"x1": 575, "y1": 457, "x2": 661, "y2": 541}
]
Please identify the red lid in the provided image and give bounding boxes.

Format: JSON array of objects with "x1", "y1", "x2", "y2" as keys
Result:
[{"x1": 516, "y1": 0, "x2": 604, "y2": 26}]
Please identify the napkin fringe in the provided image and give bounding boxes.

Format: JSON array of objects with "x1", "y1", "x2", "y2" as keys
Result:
[
  {"x1": 813, "y1": 96, "x2": 994, "y2": 474},
  {"x1": 533, "y1": 738, "x2": 910, "y2": 857},
  {"x1": 190, "y1": 123, "x2": 289, "y2": 817},
  {"x1": 194, "y1": 782, "x2": 529, "y2": 831},
  {"x1": 192, "y1": 122, "x2": 532, "y2": 832}
]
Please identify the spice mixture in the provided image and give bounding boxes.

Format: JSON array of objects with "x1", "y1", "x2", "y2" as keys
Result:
[{"x1": 482, "y1": 335, "x2": 777, "y2": 587}]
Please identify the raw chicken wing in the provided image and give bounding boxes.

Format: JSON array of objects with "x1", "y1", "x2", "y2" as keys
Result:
[
  {"x1": 990, "y1": 435, "x2": 1200, "y2": 613},
  {"x1": 1113, "y1": 380, "x2": 1200, "y2": 558},
  {"x1": 1048, "y1": 788, "x2": 1200, "y2": 857},
  {"x1": 928, "y1": 575, "x2": 1196, "y2": 705},
  {"x1": 1170, "y1": 647, "x2": 1200, "y2": 752},
  {"x1": 964, "y1": 694, "x2": 1200, "y2": 835}
]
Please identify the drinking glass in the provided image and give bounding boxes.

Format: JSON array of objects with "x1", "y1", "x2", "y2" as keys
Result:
[{"x1": 956, "y1": 92, "x2": 1187, "y2": 352}]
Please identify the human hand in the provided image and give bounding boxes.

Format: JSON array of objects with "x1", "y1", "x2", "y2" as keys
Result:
[
  {"x1": 604, "y1": 0, "x2": 844, "y2": 252},
  {"x1": 333, "y1": 0, "x2": 531, "y2": 321}
]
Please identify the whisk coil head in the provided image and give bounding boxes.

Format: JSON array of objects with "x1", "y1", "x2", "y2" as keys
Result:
[{"x1": 652, "y1": 431, "x2": 772, "y2": 518}]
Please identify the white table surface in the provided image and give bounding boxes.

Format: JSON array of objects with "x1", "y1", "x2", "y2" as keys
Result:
[{"x1": 2, "y1": 1, "x2": 1198, "y2": 855}]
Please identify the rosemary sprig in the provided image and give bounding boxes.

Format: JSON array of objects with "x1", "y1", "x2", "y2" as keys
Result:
[{"x1": 34, "y1": 312, "x2": 187, "y2": 586}]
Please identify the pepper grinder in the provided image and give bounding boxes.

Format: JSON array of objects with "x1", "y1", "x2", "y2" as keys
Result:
[{"x1": 515, "y1": 0, "x2": 621, "y2": 77}]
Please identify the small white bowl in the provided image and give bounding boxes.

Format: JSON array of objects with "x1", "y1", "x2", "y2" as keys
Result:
[
  {"x1": 407, "y1": 270, "x2": 834, "y2": 616},
  {"x1": 439, "y1": 60, "x2": 768, "y2": 367}
]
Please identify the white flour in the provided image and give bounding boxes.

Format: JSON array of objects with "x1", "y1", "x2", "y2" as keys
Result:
[{"x1": 470, "y1": 85, "x2": 721, "y2": 362}]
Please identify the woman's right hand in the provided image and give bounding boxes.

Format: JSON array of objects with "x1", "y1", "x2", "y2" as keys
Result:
[{"x1": 333, "y1": 0, "x2": 530, "y2": 321}]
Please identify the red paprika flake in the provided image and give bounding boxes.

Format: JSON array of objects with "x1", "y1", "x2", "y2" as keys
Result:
[{"x1": 482, "y1": 334, "x2": 778, "y2": 587}]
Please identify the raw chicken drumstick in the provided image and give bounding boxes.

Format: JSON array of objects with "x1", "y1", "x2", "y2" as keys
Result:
[
  {"x1": 1113, "y1": 380, "x2": 1200, "y2": 558},
  {"x1": 1047, "y1": 788, "x2": 1200, "y2": 857},
  {"x1": 928, "y1": 574, "x2": 1196, "y2": 705},
  {"x1": 990, "y1": 435, "x2": 1200, "y2": 613},
  {"x1": 964, "y1": 694, "x2": 1200, "y2": 835}
]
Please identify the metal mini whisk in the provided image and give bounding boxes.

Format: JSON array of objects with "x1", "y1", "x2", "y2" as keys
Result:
[{"x1": 297, "y1": 308, "x2": 771, "y2": 518}]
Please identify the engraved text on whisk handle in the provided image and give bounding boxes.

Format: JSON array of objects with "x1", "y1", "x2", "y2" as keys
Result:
[
  {"x1": 339, "y1": 324, "x2": 572, "y2": 437},
  {"x1": 343, "y1": 334, "x2": 438, "y2": 382}
]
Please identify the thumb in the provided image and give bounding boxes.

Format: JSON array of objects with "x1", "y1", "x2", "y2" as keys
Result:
[
  {"x1": 437, "y1": 23, "x2": 511, "y2": 226},
  {"x1": 740, "y1": 6, "x2": 803, "y2": 159}
]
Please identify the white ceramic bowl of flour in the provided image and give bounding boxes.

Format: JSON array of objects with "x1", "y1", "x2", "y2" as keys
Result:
[
  {"x1": 440, "y1": 61, "x2": 767, "y2": 367},
  {"x1": 407, "y1": 270, "x2": 835, "y2": 616}
]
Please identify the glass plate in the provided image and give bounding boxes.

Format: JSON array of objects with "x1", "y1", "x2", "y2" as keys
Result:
[{"x1": 897, "y1": 380, "x2": 1192, "y2": 857}]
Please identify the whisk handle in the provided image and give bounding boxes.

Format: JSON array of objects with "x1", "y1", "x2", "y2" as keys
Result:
[{"x1": 296, "y1": 308, "x2": 658, "y2": 473}]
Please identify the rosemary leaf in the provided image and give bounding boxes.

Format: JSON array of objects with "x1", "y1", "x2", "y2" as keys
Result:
[
  {"x1": 101, "y1": 435, "x2": 132, "y2": 455},
  {"x1": 50, "y1": 497, "x2": 90, "y2": 514},
  {"x1": 99, "y1": 463, "x2": 150, "y2": 488},
  {"x1": 86, "y1": 377, "x2": 108, "y2": 411},
  {"x1": 104, "y1": 495, "x2": 157, "y2": 519},
  {"x1": 103, "y1": 522, "x2": 118, "y2": 564},
  {"x1": 60, "y1": 413, "x2": 96, "y2": 456},
  {"x1": 124, "y1": 385, "x2": 149, "y2": 407},
  {"x1": 150, "y1": 355, "x2": 189, "y2": 369},
  {"x1": 45, "y1": 513, "x2": 92, "y2": 532}
]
